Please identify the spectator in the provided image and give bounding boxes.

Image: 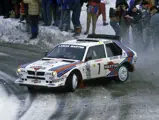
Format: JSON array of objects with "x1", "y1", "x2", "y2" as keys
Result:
[
  {"x1": 52, "y1": 0, "x2": 58, "y2": 26},
  {"x1": 55, "y1": 0, "x2": 62, "y2": 27},
  {"x1": 141, "y1": 1, "x2": 151, "y2": 48},
  {"x1": 24, "y1": 0, "x2": 40, "y2": 39},
  {"x1": 20, "y1": 0, "x2": 25, "y2": 21},
  {"x1": 126, "y1": 6, "x2": 142, "y2": 50},
  {"x1": 57, "y1": 0, "x2": 71, "y2": 31},
  {"x1": 84, "y1": 0, "x2": 100, "y2": 35},
  {"x1": 98, "y1": 0, "x2": 108, "y2": 26},
  {"x1": 42, "y1": 0, "x2": 53, "y2": 26},
  {"x1": 68, "y1": 0, "x2": 82, "y2": 36},
  {"x1": 118, "y1": 2, "x2": 130, "y2": 44},
  {"x1": 12, "y1": 0, "x2": 20, "y2": 18},
  {"x1": 109, "y1": 6, "x2": 120, "y2": 36},
  {"x1": 145, "y1": 6, "x2": 158, "y2": 50}
]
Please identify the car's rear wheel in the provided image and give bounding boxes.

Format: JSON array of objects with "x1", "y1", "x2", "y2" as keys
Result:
[
  {"x1": 65, "y1": 72, "x2": 79, "y2": 92},
  {"x1": 116, "y1": 65, "x2": 129, "y2": 82}
]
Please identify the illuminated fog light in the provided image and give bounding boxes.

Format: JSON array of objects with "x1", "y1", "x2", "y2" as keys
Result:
[
  {"x1": 17, "y1": 68, "x2": 21, "y2": 72},
  {"x1": 52, "y1": 71, "x2": 57, "y2": 76}
]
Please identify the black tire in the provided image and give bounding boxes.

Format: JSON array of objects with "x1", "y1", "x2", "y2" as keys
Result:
[
  {"x1": 116, "y1": 65, "x2": 129, "y2": 82},
  {"x1": 65, "y1": 72, "x2": 79, "y2": 92}
]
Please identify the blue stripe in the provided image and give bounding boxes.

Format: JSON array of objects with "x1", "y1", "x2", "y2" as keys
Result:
[
  {"x1": 57, "y1": 66, "x2": 76, "y2": 77},
  {"x1": 49, "y1": 64, "x2": 69, "y2": 71}
]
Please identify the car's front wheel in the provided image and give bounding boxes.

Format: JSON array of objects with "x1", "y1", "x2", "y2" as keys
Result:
[
  {"x1": 65, "y1": 72, "x2": 79, "y2": 92},
  {"x1": 116, "y1": 65, "x2": 129, "y2": 82}
]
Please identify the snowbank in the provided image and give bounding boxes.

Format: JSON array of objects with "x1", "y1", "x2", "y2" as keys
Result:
[{"x1": 0, "y1": 1, "x2": 115, "y2": 48}]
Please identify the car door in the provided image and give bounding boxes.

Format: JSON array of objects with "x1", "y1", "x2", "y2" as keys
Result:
[
  {"x1": 104, "y1": 42, "x2": 123, "y2": 77},
  {"x1": 84, "y1": 45, "x2": 107, "y2": 79}
]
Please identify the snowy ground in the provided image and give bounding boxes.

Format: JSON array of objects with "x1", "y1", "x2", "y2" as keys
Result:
[
  {"x1": 1, "y1": 1, "x2": 159, "y2": 120},
  {"x1": 0, "y1": 1, "x2": 115, "y2": 49}
]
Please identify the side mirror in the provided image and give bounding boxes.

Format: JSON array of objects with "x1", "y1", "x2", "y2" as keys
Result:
[{"x1": 45, "y1": 51, "x2": 48, "y2": 57}]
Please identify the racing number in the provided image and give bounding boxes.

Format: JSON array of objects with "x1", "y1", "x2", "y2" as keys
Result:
[{"x1": 97, "y1": 63, "x2": 100, "y2": 74}]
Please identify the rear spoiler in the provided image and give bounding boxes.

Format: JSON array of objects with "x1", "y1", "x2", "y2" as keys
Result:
[{"x1": 87, "y1": 34, "x2": 120, "y2": 40}]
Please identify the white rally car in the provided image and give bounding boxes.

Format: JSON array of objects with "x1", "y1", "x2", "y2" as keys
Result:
[{"x1": 15, "y1": 34, "x2": 137, "y2": 92}]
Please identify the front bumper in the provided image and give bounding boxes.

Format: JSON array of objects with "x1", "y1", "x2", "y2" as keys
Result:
[{"x1": 15, "y1": 78, "x2": 66, "y2": 88}]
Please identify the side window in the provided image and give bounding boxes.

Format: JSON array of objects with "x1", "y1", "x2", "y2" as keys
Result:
[
  {"x1": 105, "y1": 43, "x2": 122, "y2": 57},
  {"x1": 85, "y1": 45, "x2": 106, "y2": 61}
]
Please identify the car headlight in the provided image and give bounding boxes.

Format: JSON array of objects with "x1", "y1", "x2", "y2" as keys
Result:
[
  {"x1": 52, "y1": 71, "x2": 57, "y2": 77},
  {"x1": 17, "y1": 68, "x2": 21, "y2": 73}
]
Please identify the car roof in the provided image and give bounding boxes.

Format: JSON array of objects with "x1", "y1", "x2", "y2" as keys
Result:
[{"x1": 61, "y1": 38, "x2": 113, "y2": 47}]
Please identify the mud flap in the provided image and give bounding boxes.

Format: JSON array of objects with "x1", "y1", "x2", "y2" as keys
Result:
[{"x1": 79, "y1": 79, "x2": 85, "y2": 88}]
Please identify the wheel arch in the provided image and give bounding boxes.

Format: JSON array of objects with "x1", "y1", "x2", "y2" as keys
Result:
[
  {"x1": 66, "y1": 69, "x2": 83, "y2": 85},
  {"x1": 121, "y1": 62, "x2": 134, "y2": 72}
]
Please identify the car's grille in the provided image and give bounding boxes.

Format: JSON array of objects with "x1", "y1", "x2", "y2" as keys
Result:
[
  {"x1": 27, "y1": 76, "x2": 45, "y2": 80},
  {"x1": 27, "y1": 71, "x2": 45, "y2": 76},
  {"x1": 37, "y1": 72, "x2": 45, "y2": 76},
  {"x1": 27, "y1": 71, "x2": 35, "y2": 75}
]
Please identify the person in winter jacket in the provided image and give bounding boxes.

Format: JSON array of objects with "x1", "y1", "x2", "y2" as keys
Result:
[
  {"x1": 98, "y1": 0, "x2": 108, "y2": 26},
  {"x1": 84, "y1": 0, "x2": 100, "y2": 35},
  {"x1": 42, "y1": 0, "x2": 52, "y2": 26},
  {"x1": 24, "y1": 0, "x2": 40, "y2": 39}
]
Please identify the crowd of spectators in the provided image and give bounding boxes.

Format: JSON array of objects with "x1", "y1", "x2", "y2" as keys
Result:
[
  {"x1": 110, "y1": 0, "x2": 159, "y2": 50},
  {"x1": 0, "y1": 0, "x2": 159, "y2": 51},
  {"x1": 0, "y1": 0, "x2": 109, "y2": 39}
]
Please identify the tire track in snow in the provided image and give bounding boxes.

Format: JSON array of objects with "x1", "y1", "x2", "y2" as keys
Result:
[
  {"x1": 0, "y1": 52, "x2": 11, "y2": 56},
  {"x1": 19, "y1": 93, "x2": 57, "y2": 120},
  {"x1": 0, "y1": 71, "x2": 36, "y2": 119},
  {"x1": 0, "y1": 85, "x2": 20, "y2": 120}
]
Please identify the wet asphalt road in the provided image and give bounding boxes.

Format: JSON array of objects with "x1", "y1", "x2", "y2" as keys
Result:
[{"x1": 0, "y1": 42, "x2": 159, "y2": 120}]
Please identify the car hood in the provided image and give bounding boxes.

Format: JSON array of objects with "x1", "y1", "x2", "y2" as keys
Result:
[{"x1": 23, "y1": 58, "x2": 80, "y2": 72}]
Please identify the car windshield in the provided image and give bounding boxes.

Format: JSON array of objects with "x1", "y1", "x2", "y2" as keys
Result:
[{"x1": 46, "y1": 44, "x2": 86, "y2": 60}]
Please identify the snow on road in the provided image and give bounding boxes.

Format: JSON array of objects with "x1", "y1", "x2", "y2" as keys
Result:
[
  {"x1": 19, "y1": 94, "x2": 57, "y2": 120},
  {"x1": 0, "y1": 52, "x2": 10, "y2": 56},
  {"x1": 0, "y1": 85, "x2": 20, "y2": 120}
]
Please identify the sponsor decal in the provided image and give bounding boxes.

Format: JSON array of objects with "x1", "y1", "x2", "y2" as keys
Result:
[
  {"x1": 93, "y1": 64, "x2": 96, "y2": 67},
  {"x1": 105, "y1": 61, "x2": 119, "y2": 77},
  {"x1": 43, "y1": 61, "x2": 59, "y2": 65},
  {"x1": 95, "y1": 59, "x2": 103, "y2": 62},
  {"x1": 104, "y1": 62, "x2": 119, "y2": 70},
  {"x1": 58, "y1": 44, "x2": 85, "y2": 49},
  {"x1": 30, "y1": 66, "x2": 46, "y2": 70}
]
